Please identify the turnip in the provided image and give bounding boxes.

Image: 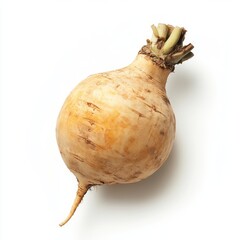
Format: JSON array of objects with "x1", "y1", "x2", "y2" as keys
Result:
[{"x1": 56, "y1": 22, "x2": 194, "y2": 226}]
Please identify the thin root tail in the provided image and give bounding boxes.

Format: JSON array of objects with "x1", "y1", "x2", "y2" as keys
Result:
[{"x1": 59, "y1": 183, "x2": 89, "y2": 227}]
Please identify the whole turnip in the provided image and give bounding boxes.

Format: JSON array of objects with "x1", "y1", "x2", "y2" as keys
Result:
[{"x1": 56, "y1": 23, "x2": 194, "y2": 226}]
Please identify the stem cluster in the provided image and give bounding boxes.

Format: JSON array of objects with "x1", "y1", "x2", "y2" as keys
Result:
[{"x1": 150, "y1": 23, "x2": 194, "y2": 65}]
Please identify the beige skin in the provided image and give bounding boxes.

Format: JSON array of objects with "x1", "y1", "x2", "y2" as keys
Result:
[
  {"x1": 57, "y1": 54, "x2": 175, "y2": 185},
  {"x1": 56, "y1": 23, "x2": 194, "y2": 226}
]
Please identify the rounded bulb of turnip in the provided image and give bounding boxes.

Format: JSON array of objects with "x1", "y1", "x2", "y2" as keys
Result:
[{"x1": 56, "y1": 23, "x2": 194, "y2": 226}]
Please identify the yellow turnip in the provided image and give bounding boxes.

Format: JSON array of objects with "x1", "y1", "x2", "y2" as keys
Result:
[{"x1": 56, "y1": 22, "x2": 194, "y2": 226}]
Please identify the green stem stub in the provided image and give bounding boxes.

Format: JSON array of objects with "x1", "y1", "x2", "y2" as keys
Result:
[{"x1": 139, "y1": 23, "x2": 194, "y2": 71}]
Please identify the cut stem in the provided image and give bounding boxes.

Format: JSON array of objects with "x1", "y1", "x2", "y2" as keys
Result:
[
  {"x1": 157, "y1": 24, "x2": 168, "y2": 40},
  {"x1": 59, "y1": 183, "x2": 89, "y2": 227},
  {"x1": 181, "y1": 52, "x2": 194, "y2": 62},
  {"x1": 151, "y1": 24, "x2": 159, "y2": 38},
  {"x1": 140, "y1": 23, "x2": 194, "y2": 70},
  {"x1": 166, "y1": 43, "x2": 194, "y2": 64},
  {"x1": 161, "y1": 27, "x2": 182, "y2": 54}
]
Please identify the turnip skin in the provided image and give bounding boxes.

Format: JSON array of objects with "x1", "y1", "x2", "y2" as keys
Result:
[
  {"x1": 56, "y1": 23, "x2": 194, "y2": 226},
  {"x1": 57, "y1": 54, "x2": 175, "y2": 186}
]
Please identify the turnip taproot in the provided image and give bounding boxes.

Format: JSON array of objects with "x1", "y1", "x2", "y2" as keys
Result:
[{"x1": 56, "y1": 23, "x2": 194, "y2": 226}]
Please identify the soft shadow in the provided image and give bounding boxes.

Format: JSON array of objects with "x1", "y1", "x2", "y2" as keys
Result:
[
  {"x1": 167, "y1": 68, "x2": 197, "y2": 102},
  {"x1": 98, "y1": 143, "x2": 180, "y2": 205}
]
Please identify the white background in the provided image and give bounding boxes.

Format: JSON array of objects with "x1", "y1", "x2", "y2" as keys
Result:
[{"x1": 0, "y1": 0, "x2": 240, "y2": 239}]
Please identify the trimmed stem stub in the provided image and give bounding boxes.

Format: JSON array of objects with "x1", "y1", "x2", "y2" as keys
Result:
[{"x1": 139, "y1": 23, "x2": 194, "y2": 71}]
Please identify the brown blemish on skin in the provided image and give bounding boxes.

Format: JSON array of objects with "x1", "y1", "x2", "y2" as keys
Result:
[
  {"x1": 160, "y1": 130, "x2": 165, "y2": 135},
  {"x1": 113, "y1": 174, "x2": 127, "y2": 181},
  {"x1": 128, "y1": 107, "x2": 146, "y2": 118},
  {"x1": 134, "y1": 65, "x2": 153, "y2": 80},
  {"x1": 101, "y1": 73, "x2": 114, "y2": 81},
  {"x1": 78, "y1": 136, "x2": 96, "y2": 146},
  {"x1": 114, "y1": 150, "x2": 126, "y2": 158},
  {"x1": 102, "y1": 169, "x2": 112, "y2": 175},
  {"x1": 143, "y1": 102, "x2": 167, "y2": 117},
  {"x1": 162, "y1": 95, "x2": 170, "y2": 105},
  {"x1": 86, "y1": 102, "x2": 101, "y2": 111},
  {"x1": 96, "y1": 81, "x2": 103, "y2": 86},
  {"x1": 144, "y1": 89, "x2": 151, "y2": 93},
  {"x1": 148, "y1": 146, "x2": 156, "y2": 155},
  {"x1": 69, "y1": 152, "x2": 85, "y2": 162},
  {"x1": 131, "y1": 89, "x2": 146, "y2": 100},
  {"x1": 130, "y1": 171, "x2": 142, "y2": 179},
  {"x1": 78, "y1": 135, "x2": 104, "y2": 150},
  {"x1": 82, "y1": 117, "x2": 95, "y2": 126},
  {"x1": 87, "y1": 178, "x2": 105, "y2": 184},
  {"x1": 137, "y1": 95, "x2": 146, "y2": 100},
  {"x1": 129, "y1": 137, "x2": 135, "y2": 144}
]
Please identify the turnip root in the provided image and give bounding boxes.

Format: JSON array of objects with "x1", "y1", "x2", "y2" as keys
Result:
[{"x1": 56, "y1": 23, "x2": 194, "y2": 226}]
